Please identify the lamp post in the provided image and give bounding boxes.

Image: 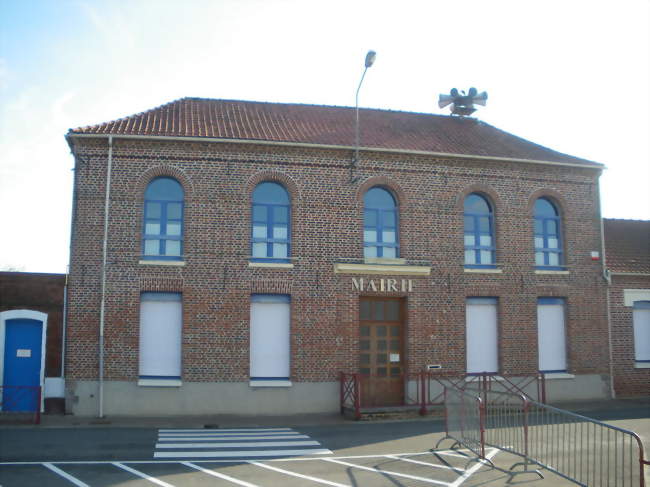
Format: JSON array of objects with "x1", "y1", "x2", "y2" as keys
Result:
[{"x1": 351, "y1": 50, "x2": 376, "y2": 182}]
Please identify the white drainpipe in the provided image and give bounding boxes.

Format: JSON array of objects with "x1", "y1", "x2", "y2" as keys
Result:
[{"x1": 98, "y1": 135, "x2": 113, "y2": 417}]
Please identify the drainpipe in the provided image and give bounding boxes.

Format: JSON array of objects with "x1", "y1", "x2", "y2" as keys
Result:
[
  {"x1": 98, "y1": 135, "x2": 113, "y2": 418},
  {"x1": 61, "y1": 271, "x2": 68, "y2": 378},
  {"x1": 597, "y1": 181, "x2": 615, "y2": 399}
]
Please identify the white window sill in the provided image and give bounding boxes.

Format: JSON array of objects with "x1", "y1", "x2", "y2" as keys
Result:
[
  {"x1": 139, "y1": 260, "x2": 186, "y2": 266},
  {"x1": 248, "y1": 262, "x2": 294, "y2": 269},
  {"x1": 634, "y1": 362, "x2": 650, "y2": 369},
  {"x1": 464, "y1": 268, "x2": 503, "y2": 274},
  {"x1": 535, "y1": 269, "x2": 569, "y2": 275},
  {"x1": 541, "y1": 372, "x2": 575, "y2": 379},
  {"x1": 249, "y1": 380, "x2": 292, "y2": 388},
  {"x1": 364, "y1": 257, "x2": 407, "y2": 265},
  {"x1": 138, "y1": 378, "x2": 183, "y2": 387}
]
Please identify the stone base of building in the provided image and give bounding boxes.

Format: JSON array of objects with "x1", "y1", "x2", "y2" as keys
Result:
[{"x1": 66, "y1": 380, "x2": 340, "y2": 416}]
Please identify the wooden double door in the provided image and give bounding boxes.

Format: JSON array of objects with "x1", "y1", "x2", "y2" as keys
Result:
[{"x1": 359, "y1": 297, "x2": 404, "y2": 407}]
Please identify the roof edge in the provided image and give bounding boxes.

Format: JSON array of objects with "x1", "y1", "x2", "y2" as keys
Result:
[{"x1": 66, "y1": 133, "x2": 605, "y2": 171}]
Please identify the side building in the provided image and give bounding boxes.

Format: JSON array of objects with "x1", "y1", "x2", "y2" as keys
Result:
[
  {"x1": 604, "y1": 218, "x2": 650, "y2": 396},
  {"x1": 65, "y1": 98, "x2": 610, "y2": 416}
]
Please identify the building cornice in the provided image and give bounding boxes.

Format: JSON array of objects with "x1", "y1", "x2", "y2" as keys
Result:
[{"x1": 66, "y1": 133, "x2": 605, "y2": 171}]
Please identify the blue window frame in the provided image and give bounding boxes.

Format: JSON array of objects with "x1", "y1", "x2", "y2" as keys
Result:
[
  {"x1": 251, "y1": 182, "x2": 290, "y2": 262},
  {"x1": 364, "y1": 187, "x2": 399, "y2": 259},
  {"x1": 464, "y1": 193, "x2": 496, "y2": 268},
  {"x1": 142, "y1": 177, "x2": 184, "y2": 260},
  {"x1": 534, "y1": 198, "x2": 563, "y2": 269}
]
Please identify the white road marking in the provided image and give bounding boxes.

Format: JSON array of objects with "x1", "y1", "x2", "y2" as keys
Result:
[
  {"x1": 159, "y1": 431, "x2": 299, "y2": 437},
  {"x1": 156, "y1": 440, "x2": 320, "y2": 448},
  {"x1": 154, "y1": 448, "x2": 332, "y2": 459},
  {"x1": 182, "y1": 462, "x2": 261, "y2": 487},
  {"x1": 449, "y1": 448, "x2": 500, "y2": 487},
  {"x1": 157, "y1": 434, "x2": 310, "y2": 441},
  {"x1": 324, "y1": 458, "x2": 451, "y2": 486},
  {"x1": 112, "y1": 462, "x2": 176, "y2": 487},
  {"x1": 159, "y1": 428, "x2": 291, "y2": 433},
  {"x1": 42, "y1": 463, "x2": 90, "y2": 487},
  {"x1": 384, "y1": 454, "x2": 465, "y2": 473},
  {"x1": 249, "y1": 460, "x2": 350, "y2": 487}
]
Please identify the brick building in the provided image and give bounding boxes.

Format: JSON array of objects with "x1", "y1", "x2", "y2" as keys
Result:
[
  {"x1": 604, "y1": 219, "x2": 650, "y2": 396},
  {"x1": 0, "y1": 272, "x2": 66, "y2": 413},
  {"x1": 65, "y1": 98, "x2": 611, "y2": 417}
]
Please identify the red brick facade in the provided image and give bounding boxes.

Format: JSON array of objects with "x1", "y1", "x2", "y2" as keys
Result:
[{"x1": 65, "y1": 127, "x2": 611, "y2": 414}]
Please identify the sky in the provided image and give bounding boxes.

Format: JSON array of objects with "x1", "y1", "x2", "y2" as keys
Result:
[{"x1": 1, "y1": 0, "x2": 648, "y2": 273}]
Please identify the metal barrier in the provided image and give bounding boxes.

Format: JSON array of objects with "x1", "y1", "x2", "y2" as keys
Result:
[
  {"x1": 442, "y1": 387, "x2": 649, "y2": 486},
  {"x1": 0, "y1": 385, "x2": 41, "y2": 424},
  {"x1": 339, "y1": 372, "x2": 361, "y2": 419},
  {"x1": 441, "y1": 386, "x2": 486, "y2": 460}
]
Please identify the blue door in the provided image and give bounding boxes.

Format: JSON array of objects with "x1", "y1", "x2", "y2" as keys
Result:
[{"x1": 3, "y1": 319, "x2": 43, "y2": 411}]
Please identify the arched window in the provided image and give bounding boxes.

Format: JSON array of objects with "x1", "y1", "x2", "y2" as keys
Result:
[
  {"x1": 464, "y1": 193, "x2": 495, "y2": 267},
  {"x1": 534, "y1": 198, "x2": 563, "y2": 268},
  {"x1": 252, "y1": 182, "x2": 290, "y2": 261},
  {"x1": 364, "y1": 187, "x2": 398, "y2": 259},
  {"x1": 143, "y1": 177, "x2": 184, "y2": 260}
]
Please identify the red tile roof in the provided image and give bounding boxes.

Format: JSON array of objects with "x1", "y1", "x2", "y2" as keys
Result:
[
  {"x1": 69, "y1": 98, "x2": 600, "y2": 166},
  {"x1": 604, "y1": 219, "x2": 650, "y2": 273}
]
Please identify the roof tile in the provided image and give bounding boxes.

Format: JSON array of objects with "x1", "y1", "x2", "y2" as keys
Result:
[{"x1": 604, "y1": 219, "x2": 650, "y2": 274}]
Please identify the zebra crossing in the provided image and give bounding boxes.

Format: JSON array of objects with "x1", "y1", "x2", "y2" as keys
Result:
[{"x1": 154, "y1": 427, "x2": 332, "y2": 459}]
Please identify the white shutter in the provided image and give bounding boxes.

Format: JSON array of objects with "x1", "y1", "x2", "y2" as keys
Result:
[
  {"x1": 250, "y1": 295, "x2": 290, "y2": 379},
  {"x1": 537, "y1": 298, "x2": 567, "y2": 372},
  {"x1": 139, "y1": 293, "x2": 182, "y2": 378},
  {"x1": 633, "y1": 302, "x2": 650, "y2": 362},
  {"x1": 466, "y1": 298, "x2": 498, "y2": 374}
]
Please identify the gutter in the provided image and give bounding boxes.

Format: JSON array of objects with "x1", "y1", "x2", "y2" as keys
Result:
[
  {"x1": 66, "y1": 133, "x2": 605, "y2": 171},
  {"x1": 97, "y1": 135, "x2": 113, "y2": 418},
  {"x1": 598, "y1": 184, "x2": 615, "y2": 399}
]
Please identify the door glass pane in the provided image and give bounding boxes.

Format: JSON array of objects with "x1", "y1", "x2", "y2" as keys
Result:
[
  {"x1": 390, "y1": 325, "x2": 400, "y2": 337},
  {"x1": 145, "y1": 223, "x2": 161, "y2": 235},
  {"x1": 252, "y1": 242, "x2": 266, "y2": 257},
  {"x1": 253, "y1": 225, "x2": 267, "y2": 238},
  {"x1": 272, "y1": 243, "x2": 288, "y2": 258},
  {"x1": 360, "y1": 301, "x2": 371, "y2": 320},
  {"x1": 144, "y1": 239, "x2": 159, "y2": 255},
  {"x1": 386, "y1": 301, "x2": 399, "y2": 321},
  {"x1": 167, "y1": 203, "x2": 182, "y2": 219},
  {"x1": 377, "y1": 325, "x2": 387, "y2": 337},
  {"x1": 377, "y1": 354, "x2": 387, "y2": 363},
  {"x1": 360, "y1": 340, "x2": 370, "y2": 350},
  {"x1": 391, "y1": 367, "x2": 401, "y2": 376},
  {"x1": 273, "y1": 226, "x2": 287, "y2": 239},
  {"x1": 373, "y1": 302, "x2": 384, "y2": 320},
  {"x1": 167, "y1": 222, "x2": 181, "y2": 236},
  {"x1": 390, "y1": 339, "x2": 400, "y2": 351},
  {"x1": 360, "y1": 368, "x2": 370, "y2": 375},
  {"x1": 383, "y1": 247, "x2": 396, "y2": 258},
  {"x1": 378, "y1": 340, "x2": 387, "y2": 350},
  {"x1": 377, "y1": 367, "x2": 387, "y2": 376},
  {"x1": 360, "y1": 354, "x2": 370, "y2": 365},
  {"x1": 146, "y1": 203, "x2": 161, "y2": 219},
  {"x1": 165, "y1": 240, "x2": 181, "y2": 256},
  {"x1": 360, "y1": 326, "x2": 370, "y2": 337}
]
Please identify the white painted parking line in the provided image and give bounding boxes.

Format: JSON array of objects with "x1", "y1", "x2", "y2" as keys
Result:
[
  {"x1": 384, "y1": 454, "x2": 465, "y2": 473},
  {"x1": 154, "y1": 448, "x2": 333, "y2": 459},
  {"x1": 449, "y1": 448, "x2": 500, "y2": 487},
  {"x1": 182, "y1": 462, "x2": 261, "y2": 487},
  {"x1": 158, "y1": 434, "x2": 311, "y2": 441},
  {"x1": 42, "y1": 463, "x2": 90, "y2": 487},
  {"x1": 154, "y1": 427, "x2": 332, "y2": 459},
  {"x1": 249, "y1": 460, "x2": 351, "y2": 487},
  {"x1": 324, "y1": 458, "x2": 451, "y2": 486},
  {"x1": 113, "y1": 462, "x2": 176, "y2": 487},
  {"x1": 157, "y1": 440, "x2": 321, "y2": 448}
]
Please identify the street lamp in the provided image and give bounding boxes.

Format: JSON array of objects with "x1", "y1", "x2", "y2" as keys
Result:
[{"x1": 351, "y1": 50, "x2": 376, "y2": 182}]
